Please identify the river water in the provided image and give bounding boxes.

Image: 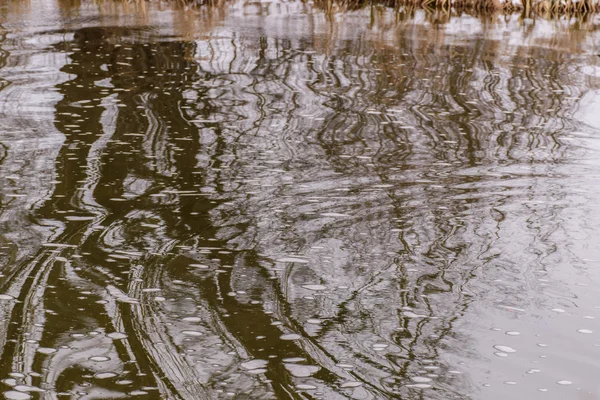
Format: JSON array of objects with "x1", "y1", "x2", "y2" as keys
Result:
[{"x1": 0, "y1": 1, "x2": 600, "y2": 399}]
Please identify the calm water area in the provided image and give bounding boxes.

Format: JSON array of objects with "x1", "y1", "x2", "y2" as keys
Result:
[{"x1": 0, "y1": 1, "x2": 600, "y2": 399}]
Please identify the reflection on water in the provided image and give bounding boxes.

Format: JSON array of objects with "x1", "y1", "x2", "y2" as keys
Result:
[{"x1": 0, "y1": 0, "x2": 600, "y2": 399}]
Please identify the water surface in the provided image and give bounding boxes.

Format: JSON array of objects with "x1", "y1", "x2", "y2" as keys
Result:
[{"x1": 0, "y1": 1, "x2": 600, "y2": 399}]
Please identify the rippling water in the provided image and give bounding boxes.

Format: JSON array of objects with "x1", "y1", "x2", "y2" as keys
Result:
[{"x1": 1, "y1": 1, "x2": 600, "y2": 399}]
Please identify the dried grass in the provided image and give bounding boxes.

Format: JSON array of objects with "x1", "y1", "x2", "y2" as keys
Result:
[
  {"x1": 88, "y1": 0, "x2": 600, "y2": 18},
  {"x1": 312, "y1": 0, "x2": 600, "y2": 16}
]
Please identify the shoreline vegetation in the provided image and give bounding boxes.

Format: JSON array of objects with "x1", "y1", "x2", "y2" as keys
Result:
[
  {"x1": 150, "y1": 0, "x2": 600, "y2": 14},
  {"x1": 51, "y1": 0, "x2": 600, "y2": 22},
  {"x1": 178, "y1": 0, "x2": 600, "y2": 17},
  {"x1": 313, "y1": 0, "x2": 600, "y2": 14},
  {"x1": 112, "y1": 0, "x2": 600, "y2": 22}
]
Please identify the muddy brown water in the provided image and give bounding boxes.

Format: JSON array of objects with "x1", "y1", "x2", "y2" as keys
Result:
[{"x1": 0, "y1": 1, "x2": 600, "y2": 399}]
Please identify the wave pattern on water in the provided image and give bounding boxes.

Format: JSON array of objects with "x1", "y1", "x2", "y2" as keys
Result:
[{"x1": 0, "y1": 1, "x2": 599, "y2": 400}]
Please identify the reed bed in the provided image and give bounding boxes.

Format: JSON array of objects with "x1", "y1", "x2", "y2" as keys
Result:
[
  {"x1": 395, "y1": 0, "x2": 599, "y2": 13},
  {"x1": 311, "y1": 0, "x2": 600, "y2": 17},
  {"x1": 97, "y1": 0, "x2": 600, "y2": 19}
]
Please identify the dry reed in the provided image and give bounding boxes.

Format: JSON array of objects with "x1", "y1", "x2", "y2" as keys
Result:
[
  {"x1": 87, "y1": 0, "x2": 600, "y2": 18},
  {"x1": 312, "y1": 0, "x2": 600, "y2": 16}
]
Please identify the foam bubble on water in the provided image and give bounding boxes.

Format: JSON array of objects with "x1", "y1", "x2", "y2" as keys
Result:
[
  {"x1": 551, "y1": 308, "x2": 566, "y2": 313},
  {"x1": 504, "y1": 381, "x2": 517, "y2": 385},
  {"x1": 107, "y1": 332, "x2": 128, "y2": 340},
  {"x1": 282, "y1": 358, "x2": 305, "y2": 363},
  {"x1": 182, "y1": 317, "x2": 202, "y2": 323},
  {"x1": 246, "y1": 368, "x2": 267, "y2": 375},
  {"x1": 3, "y1": 391, "x2": 31, "y2": 400},
  {"x1": 284, "y1": 363, "x2": 320, "y2": 377},
  {"x1": 411, "y1": 377, "x2": 432, "y2": 383},
  {"x1": 36, "y1": 347, "x2": 57, "y2": 355},
  {"x1": 494, "y1": 352, "x2": 508, "y2": 357},
  {"x1": 527, "y1": 369, "x2": 541, "y2": 374},
  {"x1": 181, "y1": 330, "x2": 203, "y2": 337},
  {"x1": 13, "y1": 386, "x2": 44, "y2": 393},
  {"x1": 301, "y1": 285, "x2": 326, "y2": 291},
  {"x1": 241, "y1": 359, "x2": 268, "y2": 370},
  {"x1": 340, "y1": 381, "x2": 363, "y2": 388},
  {"x1": 94, "y1": 372, "x2": 117, "y2": 379},
  {"x1": 306, "y1": 319, "x2": 322, "y2": 324},
  {"x1": 280, "y1": 333, "x2": 301, "y2": 341},
  {"x1": 372, "y1": 343, "x2": 388, "y2": 350},
  {"x1": 577, "y1": 329, "x2": 593, "y2": 334},
  {"x1": 557, "y1": 380, "x2": 572, "y2": 385},
  {"x1": 89, "y1": 356, "x2": 110, "y2": 362},
  {"x1": 296, "y1": 384, "x2": 317, "y2": 390},
  {"x1": 189, "y1": 264, "x2": 210, "y2": 269},
  {"x1": 493, "y1": 345, "x2": 516, "y2": 353},
  {"x1": 2, "y1": 379, "x2": 16, "y2": 387},
  {"x1": 0, "y1": 295, "x2": 14, "y2": 300},
  {"x1": 505, "y1": 331, "x2": 520, "y2": 336},
  {"x1": 116, "y1": 380, "x2": 133, "y2": 385}
]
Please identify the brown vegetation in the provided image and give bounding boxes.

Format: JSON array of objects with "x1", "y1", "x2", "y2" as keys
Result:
[{"x1": 311, "y1": 0, "x2": 600, "y2": 16}]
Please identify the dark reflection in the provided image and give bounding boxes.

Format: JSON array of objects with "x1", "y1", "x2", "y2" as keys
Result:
[{"x1": 0, "y1": 1, "x2": 599, "y2": 400}]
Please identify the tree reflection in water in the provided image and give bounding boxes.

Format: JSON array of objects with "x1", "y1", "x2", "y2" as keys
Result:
[{"x1": 0, "y1": 1, "x2": 597, "y2": 399}]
